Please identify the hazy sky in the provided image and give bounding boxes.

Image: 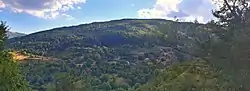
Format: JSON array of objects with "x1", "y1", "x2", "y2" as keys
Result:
[{"x1": 0, "y1": 0, "x2": 216, "y2": 34}]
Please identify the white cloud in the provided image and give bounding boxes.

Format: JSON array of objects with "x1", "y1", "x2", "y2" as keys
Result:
[
  {"x1": 77, "y1": 6, "x2": 81, "y2": 9},
  {"x1": 138, "y1": 0, "x2": 181, "y2": 18},
  {"x1": 62, "y1": 14, "x2": 75, "y2": 20},
  {"x1": 0, "y1": 0, "x2": 5, "y2": 8},
  {"x1": 182, "y1": 16, "x2": 204, "y2": 22},
  {"x1": 155, "y1": 0, "x2": 181, "y2": 12},
  {"x1": 0, "y1": 0, "x2": 86, "y2": 19},
  {"x1": 138, "y1": 0, "x2": 216, "y2": 23},
  {"x1": 138, "y1": 8, "x2": 167, "y2": 18}
]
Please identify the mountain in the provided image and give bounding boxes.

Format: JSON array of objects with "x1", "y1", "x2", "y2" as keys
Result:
[
  {"x1": 6, "y1": 19, "x2": 205, "y2": 91},
  {"x1": 6, "y1": 31, "x2": 26, "y2": 39},
  {"x1": 7, "y1": 19, "x2": 199, "y2": 59}
]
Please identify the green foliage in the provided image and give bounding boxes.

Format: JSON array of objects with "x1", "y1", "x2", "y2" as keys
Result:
[
  {"x1": 0, "y1": 21, "x2": 8, "y2": 49},
  {"x1": 7, "y1": 19, "x2": 192, "y2": 91},
  {"x1": 45, "y1": 72, "x2": 92, "y2": 91},
  {"x1": 153, "y1": 1, "x2": 250, "y2": 90},
  {"x1": 0, "y1": 52, "x2": 30, "y2": 91},
  {"x1": 0, "y1": 21, "x2": 30, "y2": 91},
  {"x1": 6, "y1": 16, "x2": 250, "y2": 91},
  {"x1": 135, "y1": 60, "x2": 233, "y2": 91},
  {"x1": 204, "y1": 1, "x2": 250, "y2": 90}
]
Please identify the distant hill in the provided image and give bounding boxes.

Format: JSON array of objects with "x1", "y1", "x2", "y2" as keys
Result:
[
  {"x1": 6, "y1": 19, "x2": 206, "y2": 90},
  {"x1": 6, "y1": 19, "x2": 200, "y2": 65},
  {"x1": 6, "y1": 31, "x2": 26, "y2": 39}
]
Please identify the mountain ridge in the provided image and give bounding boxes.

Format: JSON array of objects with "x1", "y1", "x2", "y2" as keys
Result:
[
  {"x1": 6, "y1": 31, "x2": 26, "y2": 39},
  {"x1": 13, "y1": 18, "x2": 195, "y2": 37},
  {"x1": 21, "y1": 19, "x2": 172, "y2": 35}
]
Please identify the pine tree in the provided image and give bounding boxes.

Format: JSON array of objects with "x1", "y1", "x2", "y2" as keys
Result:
[{"x1": 0, "y1": 21, "x2": 30, "y2": 91}]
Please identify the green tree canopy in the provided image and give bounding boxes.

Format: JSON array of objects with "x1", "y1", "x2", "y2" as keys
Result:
[{"x1": 0, "y1": 21, "x2": 30, "y2": 91}]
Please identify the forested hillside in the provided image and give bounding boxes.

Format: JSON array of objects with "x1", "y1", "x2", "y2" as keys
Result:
[
  {"x1": 6, "y1": 19, "x2": 203, "y2": 91},
  {"x1": 2, "y1": 0, "x2": 250, "y2": 91}
]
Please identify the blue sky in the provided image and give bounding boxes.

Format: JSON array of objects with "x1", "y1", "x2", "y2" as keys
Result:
[{"x1": 0, "y1": 0, "x2": 216, "y2": 34}]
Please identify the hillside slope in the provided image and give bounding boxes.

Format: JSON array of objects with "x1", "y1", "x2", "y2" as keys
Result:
[
  {"x1": 6, "y1": 19, "x2": 205, "y2": 91},
  {"x1": 7, "y1": 19, "x2": 199, "y2": 61},
  {"x1": 135, "y1": 60, "x2": 234, "y2": 91}
]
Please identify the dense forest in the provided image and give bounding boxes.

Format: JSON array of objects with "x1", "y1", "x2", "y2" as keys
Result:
[
  {"x1": 1, "y1": 0, "x2": 250, "y2": 91},
  {"x1": 7, "y1": 19, "x2": 195, "y2": 91}
]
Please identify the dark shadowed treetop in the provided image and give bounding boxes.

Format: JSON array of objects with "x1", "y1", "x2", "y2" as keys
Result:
[
  {"x1": 212, "y1": 0, "x2": 250, "y2": 27},
  {"x1": 0, "y1": 21, "x2": 8, "y2": 50}
]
